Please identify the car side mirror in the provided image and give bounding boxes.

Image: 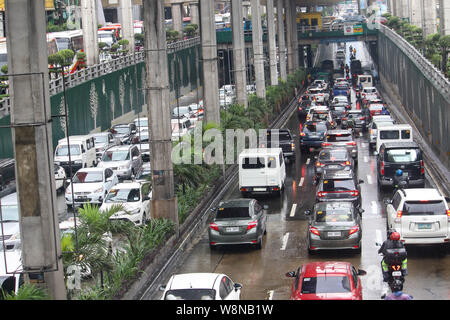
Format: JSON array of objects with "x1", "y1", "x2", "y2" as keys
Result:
[
  {"x1": 445, "y1": 196, "x2": 450, "y2": 202},
  {"x1": 383, "y1": 199, "x2": 392, "y2": 205},
  {"x1": 159, "y1": 285, "x2": 166, "y2": 291},
  {"x1": 304, "y1": 210, "x2": 312, "y2": 216},
  {"x1": 143, "y1": 196, "x2": 150, "y2": 201},
  {"x1": 106, "y1": 177, "x2": 113, "y2": 182},
  {"x1": 358, "y1": 179, "x2": 364, "y2": 184},
  {"x1": 357, "y1": 269, "x2": 367, "y2": 276},
  {"x1": 285, "y1": 271, "x2": 296, "y2": 278},
  {"x1": 133, "y1": 156, "x2": 139, "y2": 161},
  {"x1": 359, "y1": 208, "x2": 365, "y2": 214},
  {"x1": 234, "y1": 283, "x2": 242, "y2": 291},
  {"x1": 131, "y1": 130, "x2": 136, "y2": 134}
]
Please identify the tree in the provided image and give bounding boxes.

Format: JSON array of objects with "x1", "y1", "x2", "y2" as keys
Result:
[
  {"x1": 118, "y1": 39, "x2": 130, "y2": 56},
  {"x1": 166, "y1": 29, "x2": 180, "y2": 42},
  {"x1": 438, "y1": 35, "x2": 450, "y2": 73},
  {"x1": 184, "y1": 24, "x2": 198, "y2": 37}
]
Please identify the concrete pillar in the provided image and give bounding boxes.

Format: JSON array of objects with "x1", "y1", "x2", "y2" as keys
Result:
[
  {"x1": 190, "y1": 2, "x2": 199, "y2": 27},
  {"x1": 231, "y1": 0, "x2": 248, "y2": 108},
  {"x1": 422, "y1": 0, "x2": 437, "y2": 37},
  {"x1": 171, "y1": 2, "x2": 183, "y2": 34},
  {"x1": 251, "y1": 0, "x2": 266, "y2": 98},
  {"x1": 243, "y1": 1, "x2": 250, "y2": 19},
  {"x1": 143, "y1": 0, "x2": 178, "y2": 225},
  {"x1": 120, "y1": 0, "x2": 135, "y2": 53},
  {"x1": 276, "y1": 0, "x2": 287, "y2": 81},
  {"x1": 266, "y1": 0, "x2": 278, "y2": 86},
  {"x1": 5, "y1": 0, "x2": 66, "y2": 299},
  {"x1": 81, "y1": 0, "x2": 99, "y2": 66},
  {"x1": 290, "y1": 0, "x2": 299, "y2": 70},
  {"x1": 299, "y1": 45, "x2": 304, "y2": 67},
  {"x1": 284, "y1": 0, "x2": 294, "y2": 74},
  {"x1": 409, "y1": 0, "x2": 423, "y2": 27},
  {"x1": 399, "y1": 0, "x2": 410, "y2": 20},
  {"x1": 440, "y1": 0, "x2": 450, "y2": 35},
  {"x1": 200, "y1": 0, "x2": 220, "y2": 124}
]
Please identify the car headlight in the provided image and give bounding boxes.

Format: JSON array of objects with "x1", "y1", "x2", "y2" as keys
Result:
[
  {"x1": 119, "y1": 165, "x2": 130, "y2": 170},
  {"x1": 126, "y1": 208, "x2": 140, "y2": 215},
  {"x1": 9, "y1": 232, "x2": 20, "y2": 241},
  {"x1": 93, "y1": 187, "x2": 103, "y2": 194}
]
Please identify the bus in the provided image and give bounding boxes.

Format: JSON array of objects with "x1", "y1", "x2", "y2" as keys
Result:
[
  {"x1": 297, "y1": 12, "x2": 322, "y2": 28},
  {"x1": 99, "y1": 24, "x2": 121, "y2": 40},
  {"x1": 46, "y1": 29, "x2": 84, "y2": 53}
]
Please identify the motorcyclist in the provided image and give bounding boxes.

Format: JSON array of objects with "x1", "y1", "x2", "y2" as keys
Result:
[
  {"x1": 378, "y1": 230, "x2": 408, "y2": 282},
  {"x1": 393, "y1": 169, "x2": 409, "y2": 189},
  {"x1": 380, "y1": 107, "x2": 390, "y2": 115},
  {"x1": 384, "y1": 281, "x2": 413, "y2": 300}
]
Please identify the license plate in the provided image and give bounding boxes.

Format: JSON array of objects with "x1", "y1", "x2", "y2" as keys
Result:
[
  {"x1": 327, "y1": 165, "x2": 340, "y2": 169},
  {"x1": 392, "y1": 271, "x2": 402, "y2": 277},
  {"x1": 254, "y1": 188, "x2": 266, "y2": 192},
  {"x1": 328, "y1": 232, "x2": 341, "y2": 237},
  {"x1": 226, "y1": 227, "x2": 240, "y2": 233},
  {"x1": 77, "y1": 197, "x2": 88, "y2": 201},
  {"x1": 417, "y1": 223, "x2": 432, "y2": 230}
]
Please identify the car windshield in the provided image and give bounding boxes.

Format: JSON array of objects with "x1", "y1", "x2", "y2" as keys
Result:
[
  {"x1": 319, "y1": 149, "x2": 348, "y2": 161},
  {"x1": 56, "y1": 145, "x2": 81, "y2": 156},
  {"x1": 73, "y1": 171, "x2": 103, "y2": 183},
  {"x1": 0, "y1": 203, "x2": 19, "y2": 221},
  {"x1": 173, "y1": 107, "x2": 191, "y2": 116},
  {"x1": 301, "y1": 276, "x2": 351, "y2": 294},
  {"x1": 312, "y1": 113, "x2": 329, "y2": 121},
  {"x1": 304, "y1": 123, "x2": 327, "y2": 133},
  {"x1": 402, "y1": 201, "x2": 446, "y2": 216},
  {"x1": 314, "y1": 203, "x2": 353, "y2": 222},
  {"x1": 105, "y1": 188, "x2": 140, "y2": 203},
  {"x1": 242, "y1": 157, "x2": 265, "y2": 169},
  {"x1": 165, "y1": 289, "x2": 215, "y2": 300},
  {"x1": 101, "y1": 150, "x2": 130, "y2": 162},
  {"x1": 134, "y1": 119, "x2": 148, "y2": 127},
  {"x1": 386, "y1": 149, "x2": 419, "y2": 162},
  {"x1": 333, "y1": 106, "x2": 346, "y2": 112},
  {"x1": 347, "y1": 112, "x2": 361, "y2": 118},
  {"x1": 370, "y1": 105, "x2": 384, "y2": 111},
  {"x1": 326, "y1": 134, "x2": 352, "y2": 142},
  {"x1": 216, "y1": 206, "x2": 250, "y2": 220},
  {"x1": 322, "y1": 179, "x2": 355, "y2": 192},
  {"x1": 94, "y1": 135, "x2": 108, "y2": 144},
  {"x1": 364, "y1": 88, "x2": 377, "y2": 93},
  {"x1": 113, "y1": 126, "x2": 129, "y2": 135}
]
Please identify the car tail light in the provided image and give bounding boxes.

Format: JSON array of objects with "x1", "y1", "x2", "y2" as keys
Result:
[
  {"x1": 309, "y1": 226, "x2": 320, "y2": 236},
  {"x1": 316, "y1": 162, "x2": 324, "y2": 167},
  {"x1": 240, "y1": 187, "x2": 248, "y2": 192},
  {"x1": 317, "y1": 191, "x2": 327, "y2": 198},
  {"x1": 209, "y1": 223, "x2": 219, "y2": 232},
  {"x1": 343, "y1": 161, "x2": 351, "y2": 166},
  {"x1": 322, "y1": 142, "x2": 332, "y2": 147},
  {"x1": 346, "y1": 141, "x2": 357, "y2": 146},
  {"x1": 447, "y1": 210, "x2": 450, "y2": 221},
  {"x1": 331, "y1": 121, "x2": 334, "y2": 126},
  {"x1": 349, "y1": 225, "x2": 360, "y2": 235},
  {"x1": 380, "y1": 161, "x2": 385, "y2": 175},
  {"x1": 370, "y1": 129, "x2": 374, "y2": 135},
  {"x1": 291, "y1": 143, "x2": 295, "y2": 150},
  {"x1": 298, "y1": 107, "x2": 303, "y2": 111},
  {"x1": 300, "y1": 132, "x2": 306, "y2": 137},
  {"x1": 350, "y1": 190, "x2": 359, "y2": 197},
  {"x1": 360, "y1": 117, "x2": 366, "y2": 120},
  {"x1": 420, "y1": 160, "x2": 424, "y2": 175},
  {"x1": 247, "y1": 221, "x2": 258, "y2": 231},
  {"x1": 342, "y1": 117, "x2": 347, "y2": 121},
  {"x1": 396, "y1": 210, "x2": 403, "y2": 218}
]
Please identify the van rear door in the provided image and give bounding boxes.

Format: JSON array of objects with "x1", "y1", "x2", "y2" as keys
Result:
[{"x1": 240, "y1": 156, "x2": 267, "y2": 188}]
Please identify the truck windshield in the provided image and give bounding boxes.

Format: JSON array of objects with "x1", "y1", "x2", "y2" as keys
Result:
[{"x1": 56, "y1": 145, "x2": 81, "y2": 156}]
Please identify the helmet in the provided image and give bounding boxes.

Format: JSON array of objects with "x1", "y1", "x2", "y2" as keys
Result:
[
  {"x1": 390, "y1": 232, "x2": 401, "y2": 241},
  {"x1": 396, "y1": 169, "x2": 403, "y2": 177}
]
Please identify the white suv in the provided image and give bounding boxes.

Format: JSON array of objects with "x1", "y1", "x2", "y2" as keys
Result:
[{"x1": 385, "y1": 188, "x2": 450, "y2": 245}]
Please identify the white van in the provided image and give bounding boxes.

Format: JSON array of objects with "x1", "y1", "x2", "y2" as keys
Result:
[
  {"x1": 376, "y1": 124, "x2": 413, "y2": 153},
  {"x1": 171, "y1": 118, "x2": 192, "y2": 141},
  {"x1": 357, "y1": 75, "x2": 373, "y2": 89},
  {"x1": 54, "y1": 135, "x2": 97, "y2": 174},
  {"x1": 238, "y1": 148, "x2": 286, "y2": 197}
]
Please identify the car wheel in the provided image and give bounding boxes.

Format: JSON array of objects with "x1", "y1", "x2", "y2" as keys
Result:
[
  {"x1": 209, "y1": 244, "x2": 217, "y2": 250},
  {"x1": 255, "y1": 237, "x2": 262, "y2": 250},
  {"x1": 142, "y1": 212, "x2": 147, "y2": 225},
  {"x1": 355, "y1": 243, "x2": 362, "y2": 255},
  {"x1": 308, "y1": 247, "x2": 316, "y2": 255}
]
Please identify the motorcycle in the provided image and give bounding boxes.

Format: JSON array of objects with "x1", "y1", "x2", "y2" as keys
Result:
[
  {"x1": 376, "y1": 241, "x2": 408, "y2": 293},
  {"x1": 393, "y1": 172, "x2": 409, "y2": 191}
]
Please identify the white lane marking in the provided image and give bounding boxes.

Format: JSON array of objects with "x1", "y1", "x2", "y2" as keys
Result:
[
  {"x1": 280, "y1": 232, "x2": 290, "y2": 251},
  {"x1": 267, "y1": 290, "x2": 274, "y2": 300},
  {"x1": 371, "y1": 200, "x2": 378, "y2": 214},
  {"x1": 361, "y1": 142, "x2": 367, "y2": 148},
  {"x1": 366, "y1": 175, "x2": 373, "y2": 185},
  {"x1": 290, "y1": 203, "x2": 297, "y2": 217},
  {"x1": 364, "y1": 156, "x2": 369, "y2": 163},
  {"x1": 376, "y1": 229, "x2": 383, "y2": 244},
  {"x1": 298, "y1": 177, "x2": 305, "y2": 187},
  {"x1": 306, "y1": 158, "x2": 311, "y2": 165},
  {"x1": 359, "y1": 132, "x2": 363, "y2": 137}
]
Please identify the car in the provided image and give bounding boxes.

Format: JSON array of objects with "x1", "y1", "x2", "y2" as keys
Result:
[
  {"x1": 305, "y1": 201, "x2": 363, "y2": 254},
  {"x1": 135, "y1": 161, "x2": 151, "y2": 181},
  {"x1": 64, "y1": 167, "x2": 118, "y2": 208},
  {"x1": 160, "y1": 273, "x2": 242, "y2": 300},
  {"x1": 171, "y1": 117, "x2": 192, "y2": 142},
  {"x1": 92, "y1": 132, "x2": 119, "y2": 160},
  {"x1": 341, "y1": 110, "x2": 368, "y2": 132},
  {"x1": 0, "y1": 250, "x2": 23, "y2": 297},
  {"x1": 330, "y1": 104, "x2": 347, "y2": 125},
  {"x1": 375, "y1": 124, "x2": 413, "y2": 153},
  {"x1": 54, "y1": 163, "x2": 67, "y2": 193},
  {"x1": 384, "y1": 188, "x2": 450, "y2": 245},
  {"x1": 0, "y1": 159, "x2": 15, "y2": 192},
  {"x1": 298, "y1": 94, "x2": 312, "y2": 118},
  {"x1": 367, "y1": 103, "x2": 386, "y2": 120},
  {"x1": 286, "y1": 262, "x2": 366, "y2": 300},
  {"x1": 312, "y1": 79, "x2": 328, "y2": 90},
  {"x1": 307, "y1": 87, "x2": 329, "y2": 104},
  {"x1": 314, "y1": 147, "x2": 354, "y2": 178},
  {"x1": 110, "y1": 123, "x2": 138, "y2": 145},
  {"x1": 368, "y1": 116, "x2": 395, "y2": 149},
  {"x1": 133, "y1": 117, "x2": 149, "y2": 134},
  {"x1": 208, "y1": 198, "x2": 268, "y2": 250},
  {"x1": 300, "y1": 121, "x2": 330, "y2": 153},
  {"x1": 331, "y1": 96, "x2": 349, "y2": 106},
  {"x1": 335, "y1": 49, "x2": 346, "y2": 60},
  {"x1": 360, "y1": 87, "x2": 379, "y2": 103},
  {"x1": 322, "y1": 129, "x2": 358, "y2": 164},
  {"x1": 135, "y1": 129, "x2": 150, "y2": 162},
  {"x1": 171, "y1": 106, "x2": 193, "y2": 119},
  {"x1": 332, "y1": 84, "x2": 350, "y2": 100},
  {"x1": 260, "y1": 129, "x2": 296, "y2": 161},
  {"x1": 306, "y1": 107, "x2": 335, "y2": 128},
  {"x1": 97, "y1": 144, "x2": 143, "y2": 180},
  {"x1": 0, "y1": 192, "x2": 20, "y2": 251},
  {"x1": 101, "y1": 181, "x2": 152, "y2": 226},
  {"x1": 315, "y1": 170, "x2": 364, "y2": 207},
  {"x1": 377, "y1": 142, "x2": 425, "y2": 189}
]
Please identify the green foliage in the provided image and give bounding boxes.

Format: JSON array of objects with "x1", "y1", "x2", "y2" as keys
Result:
[
  {"x1": 166, "y1": 29, "x2": 180, "y2": 42},
  {"x1": 1, "y1": 64, "x2": 7, "y2": 75},
  {"x1": 98, "y1": 42, "x2": 108, "y2": 50},
  {"x1": 184, "y1": 24, "x2": 198, "y2": 37},
  {"x1": 3, "y1": 284, "x2": 50, "y2": 300}
]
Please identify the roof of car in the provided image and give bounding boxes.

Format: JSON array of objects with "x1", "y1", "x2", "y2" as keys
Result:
[
  {"x1": 302, "y1": 262, "x2": 351, "y2": 277},
  {"x1": 380, "y1": 141, "x2": 419, "y2": 149},
  {"x1": 402, "y1": 188, "x2": 443, "y2": 201},
  {"x1": 106, "y1": 145, "x2": 134, "y2": 152},
  {"x1": 218, "y1": 198, "x2": 253, "y2": 208},
  {"x1": 110, "y1": 182, "x2": 145, "y2": 189},
  {"x1": 75, "y1": 167, "x2": 107, "y2": 173},
  {"x1": 239, "y1": 148, "x2": 282, "y2": 156},
  {"x1": 372, "y1": 115, "x2": 393, "y2": 121},
  {"x1": 168, "y1": 273, "x2": 224, "y2": 290},
  {"x1": 92, "y1": 132, "x2": 111, "y2": 136}
]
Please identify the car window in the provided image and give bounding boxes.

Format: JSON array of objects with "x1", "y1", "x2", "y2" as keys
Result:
[
  {"x1": 165, "y1": 289, "x2": 215, "y2": 300},
  {"x1": 301, "y1": 276, "x2": 351, "y2": 294},
  {"x1": 402, "y1": 201, "x2": 447, "y2": 216},
  {"x1": 105, "y1": 188, "x2": 140, "y2": 203},
  {"x1": 392, "y1": 192, "x2": 402, "y2": 210},
  {"x1": 102, "y1": 150, "x2": 130, "y2": 162},
  {"x1": 304, "y1": 123, "x2": 327, "y2": 132},
  {"x1": 326, "y1": 134, "x2": 352, "y2": 142},
  {"x1": 380, "y1": 130, "x2": 399, "y2": 140},
  {"x1": 385, "y1": 149, "x2": 420, "y2": 162},
  {"x1": 351, "y1": 267, "x2": 359, "y2": 288},
  {"x1": 322, "y1": 179, "x2": 356, "y2": 191},
  {"x1": 242, "y1": 157, "x2": 265, "y2": 169},
  {"x1": 105, "y1": 169, "x2": 113, "y2": 179},
  {"x1": 267, "y1": 156, "x2": 277, "y2": 169},
  {"x1": 219, "y1": 276, "x2": 234, "y2": 300},
  {"x1": 141, "y1": 183, "x2": 151, "y2": 198},
  {"x1": 73, "y1": 171, "x2": 103, "y2": 183},
  {"x1": 401, "y1": 129, "x2": 411, "y2": 139},
  {"x1": 315, "y1": 207, "x2": 353, "y2": 222},
  {"x1": 216, "y1": 206, "x2": 250, "y2": 220},
  {"x1": 319, "y1": 149, "x2": 348, "y2": 161},
  {"x1": 254, "y1": 202, "x2": 262, "y2": 214}
]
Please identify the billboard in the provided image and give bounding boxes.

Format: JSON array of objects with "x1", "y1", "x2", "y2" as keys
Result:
[{"x1": 0, "y1": 0, "x2": 55, "y2": 11}]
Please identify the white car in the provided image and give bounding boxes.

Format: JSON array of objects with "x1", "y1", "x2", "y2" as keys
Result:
[
  {"x1": 171, "y1": 117, "x2": 192, "y2": 142},
  {"x1": 54, "y1": 164, "x2": 67, "y2": 193},
  {"x1": 65, "y1": 167, "x2": 118, "y2": 208},
  {"x1": 331, "y1": 96, "x2": 349, "y2": 105},
  {"x1": 385, "y1": 188, "x2": 450, "y2": 245},
  {"x1": 308, "y1": 87, "x2": 329, "y2": 104},
  {"x1": 0, "y1": 192, "x2": 20, "y2": 251},
  {"x1": 133, "y1": 117, "x2": 148, "y2": 134},
  {"x1": 160, "y1": 273, "x2": 242, "y2": 300},
  {"x1": 100, "y1": 181, "x2": 152, "y2": 226},
  {"x1": 335, "y1": 49, "x2": 346, "y2": 60}
]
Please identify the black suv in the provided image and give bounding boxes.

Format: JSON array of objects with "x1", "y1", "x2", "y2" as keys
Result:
[
  {"x1": 300, "y1": 121, "x2": 330, "y2": 153},
  {"x1": 315, "y1": 170, "x2": 364, "y2": 207},
  {"x1": 261, "y1": 129, "x2": 295, "y2": 161},
  {"x1": 377, "y1": 142, "x2": 425, "y2": 190},
  {"x1": 298, "y1": 94, "x2": 312, "y2": 119}
]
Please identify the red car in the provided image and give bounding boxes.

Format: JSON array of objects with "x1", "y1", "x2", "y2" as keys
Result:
[{"x1": 286, "y1": 261, "x2": 367, "y2": 300}]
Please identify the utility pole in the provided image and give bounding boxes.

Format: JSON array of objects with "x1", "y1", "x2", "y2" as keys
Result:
[
  {"x1": 143, "y1": 0, "x2": 179, "y2": 226},
  {"x1": 120, "y1": 0, "x2": 135, "y2": 54},
  {"x1": 231, "y1": 0, "x2": 248, "y2": 108},
  {"x1": 81, "y1": 0, "x2": 99, "y2": 66},
  {"x1": 5, "y1": 0, "x2": 66, "y2": 299}
]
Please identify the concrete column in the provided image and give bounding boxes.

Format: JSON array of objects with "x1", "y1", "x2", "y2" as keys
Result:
[
  {"x1": 266, "y1": 0, "x2": 278, "y2": 86},
  {"x1": 440, "y1": 0, "x2": 450, "y2": 35},
  {"x1": 290, "y1": 0, "x2": 299, "y2": 70},
  {"x1": 120, "y1": 0, "x2": 135, "y2": 53},
  {"x1": 276, "y1": 0, "x2": 287, "y2": 81},
  {"x1": 409, "y1": 0, "x2": 423, "y2": 27},
  {"x1": 81, "y1": 0, "x2": 99, "y2": 66},
  {"x1": 231, "y1": 0, "x2": 248, "y2": 108},
  {"x1": 399, "y1": 0, "x2": 410, "y2": 20},
  {"x1": 200, "y1": 0, "x2": 220, "y2": 124},
  {"x1": 143, "y1": 0, "x2": 178, "y2": 224},
  {"x1": 5, "y1": 0, "x2": 66, "y2": 299},
  {"x1": 284, "y1": 0, "x2": 294, "y2": 74},
  {"x1": 190, "y1": 2, "x2": 199, "y2": 27},
  {"x1": 171, "y1": 2, "x2": 183, "y2": 34},
  {"x1": 251, "y1": 0, "x2": 266, "y2": 98},
  {"x1": 243, "y1": 1, "x2": 250, "y2": 19},
  {"x1": 422, "y1": 0, "x2": 437, "y2": 37}
]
